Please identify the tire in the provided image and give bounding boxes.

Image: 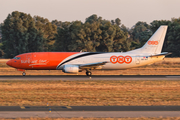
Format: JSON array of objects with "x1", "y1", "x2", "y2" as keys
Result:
[
  {"x1": 22, "y1": 72, "x2": 26, "y2": 76},
  {"x1": 86, "y1": 71, "x2": 92, "y2": 76}
]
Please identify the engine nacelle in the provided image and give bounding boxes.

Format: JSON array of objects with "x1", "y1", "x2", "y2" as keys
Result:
[{"x1": 62, "y1": 64, "x2": 79, "y2": 73}]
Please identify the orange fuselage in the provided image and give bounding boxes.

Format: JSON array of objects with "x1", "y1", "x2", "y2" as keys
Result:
[{"x1": 7, "y1": 52, "x2": 79, "y2": 70}]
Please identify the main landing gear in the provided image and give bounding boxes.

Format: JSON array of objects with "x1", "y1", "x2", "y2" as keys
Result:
[{"x1": 86, "y1": 71, "x2": 92, "y2": 76}]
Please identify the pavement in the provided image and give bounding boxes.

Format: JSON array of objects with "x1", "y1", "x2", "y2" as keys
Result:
[
  {"x1": 0, "y1": 75, "x2": 180, "y2": 80},
  {"x1": 0, "y1": 106, "x2": 180, "y2": 118},
  {"x1": 1, "y1": 106, "x2": 180, "y2": 111}
]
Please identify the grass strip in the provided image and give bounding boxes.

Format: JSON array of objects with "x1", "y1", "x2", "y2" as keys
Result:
[{"x1": 0, "y1": 80, "x2": 180, "y2": 106}]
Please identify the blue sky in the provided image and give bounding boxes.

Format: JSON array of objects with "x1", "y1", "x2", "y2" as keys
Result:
[{"x1": 0, "y1": 0, "x2": 180, "y2": 28}]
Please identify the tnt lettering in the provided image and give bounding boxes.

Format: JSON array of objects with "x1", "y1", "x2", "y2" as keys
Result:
[
  {"x1": 110, "y1": 55, "x2": 132, "y2": 64},
  {"x1": 148, "y1": 41, "x2": 158, "y2": 45}
]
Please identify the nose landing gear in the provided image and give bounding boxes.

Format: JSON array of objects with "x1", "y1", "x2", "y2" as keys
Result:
[
  {"x1": 22, "y1": 72, "x2": 26, "y2": 76},
  {"x1": 17, "y1": 69, "x2": 26, "y2": 76}
]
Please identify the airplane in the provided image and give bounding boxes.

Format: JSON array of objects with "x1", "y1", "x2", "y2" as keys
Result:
[{"x1": 6, "y1": 25, "x2": 170, "y2": 76}]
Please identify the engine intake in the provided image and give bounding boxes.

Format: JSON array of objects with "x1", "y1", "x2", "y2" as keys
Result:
[{"x1": 62, "y1": 64, "x2": 79, "y2": 73}]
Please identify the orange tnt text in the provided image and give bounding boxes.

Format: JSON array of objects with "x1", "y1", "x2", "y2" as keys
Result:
[{"x1": 110, "y1": 55, "x2": 132, "y2": 64}]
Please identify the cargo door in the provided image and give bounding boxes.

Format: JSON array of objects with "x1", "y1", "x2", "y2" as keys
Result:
[{"x1": 135, "y1": 56, "x2": 140, "y2": 64}]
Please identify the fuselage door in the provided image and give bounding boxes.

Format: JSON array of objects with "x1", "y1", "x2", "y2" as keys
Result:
[
  {"x1": 26, "y1": 54, "x2": 32, "y2": 64},
  {"x1": 135, "y1": 56, "x2": 140, "y2": 64}
]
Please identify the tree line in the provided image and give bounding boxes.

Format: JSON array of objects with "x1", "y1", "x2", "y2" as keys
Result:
[{"x1": 0, "y1": 11, "x2": 180, "y2": 58}]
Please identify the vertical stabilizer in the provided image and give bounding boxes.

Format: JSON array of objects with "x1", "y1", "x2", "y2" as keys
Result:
[
  {"x1": 140, "y1": 25, "x2": 168, "y2": 54},
  {"x1": 129, "y1": 25, "x2": 168, "y2": 54}
]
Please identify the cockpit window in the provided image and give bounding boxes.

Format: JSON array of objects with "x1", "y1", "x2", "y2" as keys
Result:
[{"x1": 13, "y1": 57, "x2": 21, "y2": 60}]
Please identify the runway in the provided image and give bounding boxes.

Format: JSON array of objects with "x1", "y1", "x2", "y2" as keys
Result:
[
  {"x1": 0, "y1": 75, "x2": 180, "y2": 80},
  {"x1": 0, "y1": 106, "x2": 180, "y2": 118},
  {"x1": 1, "y1": 106, "x2": 180, "y2": 111},
  {"x1": 0, "y1": 76, "x2": 180, "y2": 118}
]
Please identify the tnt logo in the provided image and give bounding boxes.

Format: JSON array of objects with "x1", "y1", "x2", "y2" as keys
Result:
[
  {"x1": 148, "y1": 41, "x2": 158, "y2": 45},
  {"x1": 110, "y1": 56, "x2": 118, "y2": 64},
  {"x1": 110, "y1": 55, "x2": 132, "y2": 64}
]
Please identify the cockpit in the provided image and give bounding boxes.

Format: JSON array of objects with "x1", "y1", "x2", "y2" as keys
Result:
[{"x1": 13, "y1": 57, "x2": 21, "y2": 60}]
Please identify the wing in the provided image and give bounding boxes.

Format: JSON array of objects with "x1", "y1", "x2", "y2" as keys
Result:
[{"x1": 79, "y1": 61, "x2": 108, "y2": 70}]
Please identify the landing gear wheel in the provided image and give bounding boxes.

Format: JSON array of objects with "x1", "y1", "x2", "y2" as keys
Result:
[
  {"x1": 22, "y1": 72, "x2": 26, "y2": 76},
  {"x1": 86, "y1": 71, "x2": 92, "y2": 76}
]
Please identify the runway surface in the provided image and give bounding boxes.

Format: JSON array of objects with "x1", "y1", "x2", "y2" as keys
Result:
[
  {"x1": 1, "y1": 106, "x2": 180, "y2": 111},
  {"x1": 0, "y1": 106, "x2": 180, "y2": 118},
  {"x1": 0, "y1": 75, "x2": 180, "y2": 80}
]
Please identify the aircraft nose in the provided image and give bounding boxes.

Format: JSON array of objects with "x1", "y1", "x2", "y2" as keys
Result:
[{"x1": 6, "y1": 60, "x2": 12, "y2": 67}]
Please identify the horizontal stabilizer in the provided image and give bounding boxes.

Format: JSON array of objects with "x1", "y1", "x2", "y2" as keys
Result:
[{"x1": 150, "y1": 52, "x2": 172, "y2": 57}]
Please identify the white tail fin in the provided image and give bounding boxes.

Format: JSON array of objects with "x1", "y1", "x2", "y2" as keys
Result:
[{"x1": 129, "y1": 25, "x2": 168, "y2": 54}]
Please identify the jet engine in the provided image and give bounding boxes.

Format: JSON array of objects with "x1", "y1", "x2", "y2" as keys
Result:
[{"x1": 62, "y1": 64, "x2": 79, "y2": 73}]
